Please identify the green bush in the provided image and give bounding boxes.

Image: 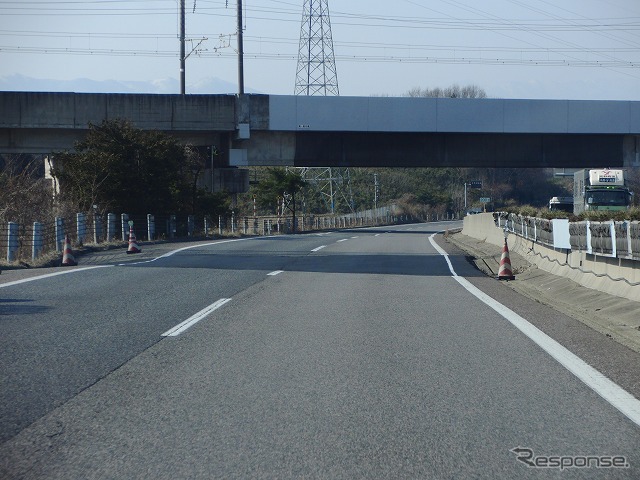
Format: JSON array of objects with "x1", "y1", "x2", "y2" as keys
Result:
[
  {"x1": 504, "y1": 206, "x2": 640, "y2": 222},
  {"x1": 577, "y1": 208, "x2": 640, "y2": 222},
  {"x1": 501, "y1": 205, "x2": 540, "y2": 217},
  {"x1": 538, "y1": 209, "x2": 569, "y2": 220},
  {"x1": 517, "y1": 205, "x2": 539, "y2": 217}
]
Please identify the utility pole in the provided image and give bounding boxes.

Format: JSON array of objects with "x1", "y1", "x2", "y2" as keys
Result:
[
  {"x1": 374, "y1": 173, "x2": 379, "y2": 210},
  {"x1": 464, "y1": 182, "x2": 467, "y2": 210},
  {"x1": 237, "y1": 0, "x2": 244, "y2": 95},
  {"x1": 180, "y1": 0, "x2": 185, "y2": 94}
]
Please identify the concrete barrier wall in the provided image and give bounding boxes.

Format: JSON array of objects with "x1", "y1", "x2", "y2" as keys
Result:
[
  {"x1": 463, "y1": 213, "x2": 640, "y2": 302},
  {"x1": 0, "y1": 92, "x2": 237, "y2": 130}
]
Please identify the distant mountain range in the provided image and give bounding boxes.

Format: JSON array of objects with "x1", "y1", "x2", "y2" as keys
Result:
[{"x1": 0, "y1": 74, "x2": 260, "y2": 95}]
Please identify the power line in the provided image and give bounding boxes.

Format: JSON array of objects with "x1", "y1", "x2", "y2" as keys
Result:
[
  {"x1": 2, "y1": 29, "x2": 638, "y2": 55},
  {"x1": 403, "y1": 0, "x2": 640, "y2": 81},
  {"x1": 1, "y1": 45, "x2": 637, "y2": 69},
  {"x1": 1, "y1": 0, "x2": 638, "y2": 79},
  {"x1": 3, "y1": 2, "x2": 640, "y2": 30}
]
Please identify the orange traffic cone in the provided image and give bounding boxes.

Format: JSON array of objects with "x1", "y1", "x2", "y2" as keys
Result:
[
  {"x1": 126, "y1": 226, "x2": 141, "y2": 254},
  {"x1": 61, "y1": 235, "x2": 77, "y2": 266},
  {"x1": 497, "y1": 238, "x2": 515, "y2": 280}
]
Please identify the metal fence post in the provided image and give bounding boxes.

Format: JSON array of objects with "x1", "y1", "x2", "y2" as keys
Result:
[
  {"x1": 77, "y1": 212, "x2": 86, "y2": 245},
  {"x1": 218, "y1": 215, "x2": 223, "y2": 236},
  {"x1": 147, "y1": 214, "x2": 155, "y2": 241},
  {"x1": 55, "y1": 217, "x2": 64, "y2": 252},
  {"x1": 169, "y1": 215, "x2": 176, "y2": 239},
  {"x1": 32, "y1": 222, "x2": 43, "y2": 261},
  {"x1": 121, "y1": 213, "x2": 129, "y2": 241},
  {"x1": 187, "y1": 215, "x2": 194, "y2": 237},
  {"x1": 94, "y1": 214, "x2": 102, "y2": 243},
  {"x1": 610, "y1": 220, "x2": 617, "y2": 258},
  {"x1": 7, "y1": 222, "x2": 18, "y2": 262},
  {"x1": 106, "y1": 213, "x2": 116, "y2": 241}
]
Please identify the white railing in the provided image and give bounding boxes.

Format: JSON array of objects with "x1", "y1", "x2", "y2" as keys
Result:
[{"x1": 495, "y1": 213, "x2": 640, "y2": 261}]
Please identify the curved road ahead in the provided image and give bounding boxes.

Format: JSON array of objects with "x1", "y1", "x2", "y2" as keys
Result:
[{"x1": 1, "y1": 222, "x2": 639, "y2": 478}]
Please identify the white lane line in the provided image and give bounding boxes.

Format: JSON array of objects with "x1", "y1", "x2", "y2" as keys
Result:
[
  {"x1": 429, "y1": 233, "x2": 457, "y2": 276},
  {"x1": 428, "y1": 233, "x2": 640, "y2": 428},
  {"x1": 0, "y1": 265, "x2": 114, "y2": 288},
  {"x1": 125, "y1": 237, "x2": 251, "y2": 265},
  {"x1": 375, "y1": 233, "x2": 381, "y2": 237},
  {"x1": 337, "y1": 239, "x2": 348, "y2": 243},
  {"x1": 350, "y1": 236, "x2": 359, "y2": 239},
  {"x1": 118, "y1": 260, "x2": 155, "y2": 266},
  {"x1": 311, "y1": 245, "x2": 327, "y2": 252},
  {"x1": 267, "y1": 270, "x2": 284, "y2": 276},
  {"x1": 162, "y1": 298, "x2": 231, "y2": 337}
]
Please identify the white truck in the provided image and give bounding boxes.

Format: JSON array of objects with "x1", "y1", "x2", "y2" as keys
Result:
[
  {"x1": 548, "y1": 196, "x2": 573, "y2": 213},
  {"x1": 573, "y1": 169, "x2": 631, "y2": 215}
]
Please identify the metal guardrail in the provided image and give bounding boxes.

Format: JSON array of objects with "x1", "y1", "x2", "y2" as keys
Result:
[{"x1": 495, "y1": 212, "x2": 640, "y2": 261}]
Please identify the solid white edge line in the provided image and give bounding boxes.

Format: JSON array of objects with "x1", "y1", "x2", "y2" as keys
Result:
[
  {"x1": 121, "y1": 238, "x2": 255, "y2": 267},
  {"x1": 428, "y1": 232, "x2": 640, "y2": 428},
  {"x1": 267, "y1": 270, "x2": 284, "y2": 276},
  {"x1": 1, "y1": 238, "x2": 256, "y2": 287},
  {"x1": 428, "y1": 234, "x2": 457, "y2": 276},
  {"x1": 162, "y1": 298, "x2": 231, "y2": 337},
  {"x1": 311, "y1": 245, "x2": 327, "y2": 252},
  {"x1": 0, "y1": 265, "x2": 114, "y2": 288},
  {"x1": 157, "y1": 238, "x2": 248, "y2": 258},
  {"x1": 152, "y1": 238, "x2": 251, "y2": 261}
]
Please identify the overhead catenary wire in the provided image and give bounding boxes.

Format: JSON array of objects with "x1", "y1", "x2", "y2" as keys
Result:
[{"x1": 0, "y1": 0, "x2": 638, "y2": 77}]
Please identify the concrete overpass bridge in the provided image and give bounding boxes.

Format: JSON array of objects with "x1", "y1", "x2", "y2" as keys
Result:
[{"x1": 1, "y1": 91, "x2": 639, "y2": 168}]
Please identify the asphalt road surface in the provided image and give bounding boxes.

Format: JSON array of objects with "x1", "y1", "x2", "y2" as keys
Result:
[{"x1": 1, "y1": 221, "x2": 639, "y2": 479}]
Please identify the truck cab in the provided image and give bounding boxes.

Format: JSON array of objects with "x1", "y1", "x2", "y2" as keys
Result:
[
  {"x1": 548, "y1": 196, "x2": 573, "y2": 213},
  {"x1": 573, "y1": 169, "x2": 632, "y2": 215}
]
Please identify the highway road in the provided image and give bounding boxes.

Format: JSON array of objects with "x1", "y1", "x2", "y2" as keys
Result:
[{"x1": 1, "y1": 221, "x2": 639, "y2": 478}]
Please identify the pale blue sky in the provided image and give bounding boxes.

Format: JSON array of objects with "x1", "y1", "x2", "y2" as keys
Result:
[{"x1": 1, "y1": 0, "x2": 639, "y2": 99}]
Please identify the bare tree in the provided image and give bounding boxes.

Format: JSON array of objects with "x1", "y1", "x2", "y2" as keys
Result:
[
  {"x1": 0, "y1": 154, "x2": 54, "y2": 226},
  {"x1": 406, "y1": 84, "x2": 487, "y2": 98}
]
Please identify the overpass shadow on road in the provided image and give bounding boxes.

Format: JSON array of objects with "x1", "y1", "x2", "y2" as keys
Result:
[
  {"x1": 333, "y1": 227, "x2": 452, "y2": 236},
  {"x1": 128, "y1": 251, "x2": 483, "y2": 277}
]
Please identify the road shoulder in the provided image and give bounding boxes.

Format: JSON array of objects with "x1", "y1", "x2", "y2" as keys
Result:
[{"x1": 443, "y1": 231, "x2": 640, "y2": 355}]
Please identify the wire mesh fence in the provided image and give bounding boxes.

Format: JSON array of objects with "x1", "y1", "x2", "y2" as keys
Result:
[{"x1": 1, "y1": 205, "x2": 416, "y2": 265}]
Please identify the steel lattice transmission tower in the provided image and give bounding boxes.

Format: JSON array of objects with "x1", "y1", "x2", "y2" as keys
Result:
[
  {"x1": 295, "y1": 0, "x2": 339, "y2": 96},
  {"x1": 295, "y1": 0, "x2": 354, "y2": 213}
]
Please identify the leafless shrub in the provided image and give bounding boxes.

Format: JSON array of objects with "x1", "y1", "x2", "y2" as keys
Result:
[{"x1": 0, "y1": 154, "x2": 55, "y2": 226}]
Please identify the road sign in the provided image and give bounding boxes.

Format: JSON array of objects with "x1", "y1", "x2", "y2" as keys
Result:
[
  {"x1": 470, "y1": 180, "x2": 482, "y2": 189},
  {"x1": 480, "y1": 197, "x2": 491, "y2": 203}
]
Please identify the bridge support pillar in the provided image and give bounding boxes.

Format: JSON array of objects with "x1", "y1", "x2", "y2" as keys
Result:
[{"x1": 624, "y1": 135, "x2": 640, "y2": 168}]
